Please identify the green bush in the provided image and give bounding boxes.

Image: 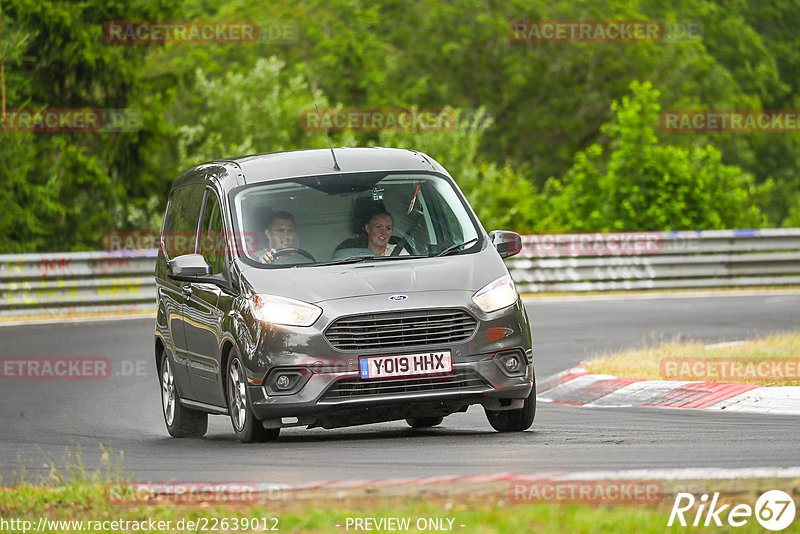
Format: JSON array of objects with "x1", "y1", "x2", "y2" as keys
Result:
[{"x1": 541, "y1": 81, "x2": 768, "y2": 232}]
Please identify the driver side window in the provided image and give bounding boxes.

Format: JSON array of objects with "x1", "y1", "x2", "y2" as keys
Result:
[
  {"x1": 162, "y1": 184, "x2": 204, "y2": 259},
  {"x1": 199, "y1": 189, "x2": 225, "y2": 275}
]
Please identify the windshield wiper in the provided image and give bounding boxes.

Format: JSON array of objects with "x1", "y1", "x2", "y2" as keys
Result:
[
  {"x1": 368, "y1": 254, "x2": 426, "y2": 260},
  {"x1": 436, "y1": 238, "x2": 478, "y2": 257},
  {"x1": 307, "y1": 255, "x2": 374, "y2": 267},
  {"x1": 307, "y1": 254, "x2": 427, "y2": 267}
]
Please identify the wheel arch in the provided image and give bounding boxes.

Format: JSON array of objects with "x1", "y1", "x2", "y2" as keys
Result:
[
  {"x1": 220, "y1": 339, "x2": 235, "y2": 398},
  {"x1": 155, "y1": 336, "x2": 165, "y2": 376}
]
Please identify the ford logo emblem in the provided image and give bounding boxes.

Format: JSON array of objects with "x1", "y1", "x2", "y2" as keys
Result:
[{"x1": 388, "y1": 295, "x2": 408, "y2": 301}]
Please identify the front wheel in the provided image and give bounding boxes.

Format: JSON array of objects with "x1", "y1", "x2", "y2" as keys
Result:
[
  {"x1": 485, "y1": 383, "x2": 536, "y2": 432},
  {"x1": 227, "y1": 350, "x2": 280, "y2": 443},
  {"x1": 160, "y1": 353, "x2": 208, "y2": 438}
]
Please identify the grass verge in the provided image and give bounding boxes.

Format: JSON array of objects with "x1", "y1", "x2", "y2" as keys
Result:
[
  {"x1": 585, "y1": 332, "x2": 800, "y2": 386},
  {"x1": 2, "y1": 479, "x2": 799, "y2": 533}
]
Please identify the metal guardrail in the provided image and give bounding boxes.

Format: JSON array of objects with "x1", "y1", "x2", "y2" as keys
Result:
[
  {"x1": 506, "y1": 228, "x2": 800, "y2": 292},
  {"x1": 0, "y1": 250, "x2": 158, "y2": 317},
  {"x1": 0, "y1": 228, "x2": 798, "y2": 317}
]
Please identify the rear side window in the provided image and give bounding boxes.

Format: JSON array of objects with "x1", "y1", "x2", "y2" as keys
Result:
[{"x1": 162, "y1": 184, "x2": 204, "y2": 258}]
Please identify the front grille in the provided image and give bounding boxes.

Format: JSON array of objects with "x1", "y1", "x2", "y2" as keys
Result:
[
  {"x1": 321, "y1": 369, "x2": 489, "y2": 400},
  {"x1": 325, "y1": 309, "x2": 478, "y2": 351}
]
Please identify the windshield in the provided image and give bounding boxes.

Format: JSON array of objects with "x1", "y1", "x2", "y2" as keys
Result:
[{"x1": 230, "y1": 172, "x2": 481, "y2": 267}]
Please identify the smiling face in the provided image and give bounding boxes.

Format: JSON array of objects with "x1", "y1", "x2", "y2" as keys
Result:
[
  {"x1": 264, "y1": 216, "x2": 296, "y2": 250},
  {"x1": 364, "y1": 213, "x2": 393, "y2": 254}
]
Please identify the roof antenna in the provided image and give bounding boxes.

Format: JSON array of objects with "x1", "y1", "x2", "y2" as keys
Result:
[{"x1": 315, "y1": 103, "x2": 340, "y2": 171}]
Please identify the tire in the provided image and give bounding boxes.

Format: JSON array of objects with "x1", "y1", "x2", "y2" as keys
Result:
[
  {"x1": 160, "y1": 353, "x2": 208, "y2": 438},
  {"x1": 226, "y1": 350, "x2": 280, "y2": 443},
  {"x1": 406, "y1": 416, "x2": 444, "y2": 428},
  {"x1": 485, "y1": 382, "x2": 536, "y2": 433}
]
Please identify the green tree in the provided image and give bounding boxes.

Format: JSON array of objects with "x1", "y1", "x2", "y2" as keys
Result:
[
  {"x1": 4, "y1": 0, "x2": 799, "y2": 254},
  {"x1": 149, "y1": 0, "x2": 800, "y2": 226},
  {"x1": 783, "y1": 195, "x2": 800, "y2": 228},
  {"x1": 0, "y1": 0, "x2": 180, "y2": 252},
  {"x1": 174, "y1": 57, "x2": 351, "y2": 171},
  {"x1": 542, "y1": 80, "x2": 767, "y2": 231},
  {"x1": 0, "y1": 7, "x2": 49, "y2": 252},
  {"x1": 378, "y1": 109, "x2": 541, "y2": 232}
]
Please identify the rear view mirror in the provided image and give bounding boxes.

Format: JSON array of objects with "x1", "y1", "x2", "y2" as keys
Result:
[
  {"x1": 167, "y1": 254, "x2": 212, "y2": 281},
  {"x1": 489, "y1": 231, "x2": 522, "y2": 259}
]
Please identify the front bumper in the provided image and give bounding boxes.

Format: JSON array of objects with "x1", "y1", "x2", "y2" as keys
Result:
[
  {"x1": 241, "y1": 290, "x2": 534, "y2": 429},
  {"x1": 249, "y1": 357, "x2": 533, "y2": 429}
]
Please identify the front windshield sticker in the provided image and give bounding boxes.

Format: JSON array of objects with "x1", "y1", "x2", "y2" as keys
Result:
[{"x1": 407, "y1": 182, "x2": 422, "y2": 214}]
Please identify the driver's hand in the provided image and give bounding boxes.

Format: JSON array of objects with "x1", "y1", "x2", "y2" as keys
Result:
[{"x1": 258, "y1": 248, "x2": 278, "y2": 264}]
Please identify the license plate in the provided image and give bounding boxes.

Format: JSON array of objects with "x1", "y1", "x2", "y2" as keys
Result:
[{"x1": 359, "y1": 351, "x2": 452, "y2": 380}]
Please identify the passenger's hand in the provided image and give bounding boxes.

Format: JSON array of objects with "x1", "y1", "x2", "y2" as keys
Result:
[{"x1": 258, "y1": 248, "x2": 278, "y2": 264}]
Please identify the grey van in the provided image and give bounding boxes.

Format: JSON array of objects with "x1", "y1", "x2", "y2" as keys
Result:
[{"x1": 154, "y1": 147, "x2": 534, "y2": 442}]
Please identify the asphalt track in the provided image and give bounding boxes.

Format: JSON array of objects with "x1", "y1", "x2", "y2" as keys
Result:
[{"x1": 1, "y1": 292, "x2": 798, "y2": 484}]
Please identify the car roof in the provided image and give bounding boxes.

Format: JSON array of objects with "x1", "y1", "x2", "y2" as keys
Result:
[{"x1": 227, "y1": 147, "x2": 448, "y2": 184}]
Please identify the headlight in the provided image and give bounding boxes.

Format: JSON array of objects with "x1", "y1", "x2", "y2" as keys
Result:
[
  {"x1": 251, "y1": 294, "x2": 322, "y2": 327},
  {"x1": 472, "y1": 275, "x2": 517, "y2": 313}
]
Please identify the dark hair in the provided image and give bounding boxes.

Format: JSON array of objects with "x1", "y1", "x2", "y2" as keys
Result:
[{"x1": 266, "y1": 210, "x2": 295, "y2": 229}]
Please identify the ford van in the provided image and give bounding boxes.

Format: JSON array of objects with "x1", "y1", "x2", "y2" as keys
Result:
[{"x1": 154, "y1": 147, "x2": 534, "y2": 442}]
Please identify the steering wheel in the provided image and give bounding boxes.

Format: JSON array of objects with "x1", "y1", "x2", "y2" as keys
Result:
[
  {"x1": 273, "y1": 247, "x2": 316, "y2": 262},
  {"x1": 390, "y1": 232, "x2": 413, "y2": 256}
]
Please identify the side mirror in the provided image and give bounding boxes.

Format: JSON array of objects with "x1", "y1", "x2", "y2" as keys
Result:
[
  {"x1": 489, "y1": 231, "x2": 522, "y2": 259},
  {"x1": 167, "y1": 254, "x2": 212, "y2": 281}
]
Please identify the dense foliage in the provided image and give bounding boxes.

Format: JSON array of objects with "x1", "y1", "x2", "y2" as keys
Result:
[{"x1": 1, "y1": 0, "x2": 799, "y2": 251}]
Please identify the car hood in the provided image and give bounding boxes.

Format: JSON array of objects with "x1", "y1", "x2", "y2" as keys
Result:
[{"x1": 238, "y1": 245, "x2": 508, "y2": 304}]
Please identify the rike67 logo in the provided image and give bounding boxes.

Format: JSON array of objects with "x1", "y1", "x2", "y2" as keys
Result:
[{"x1": 668, "y1": 490, "x2": 796, "y2": 531}]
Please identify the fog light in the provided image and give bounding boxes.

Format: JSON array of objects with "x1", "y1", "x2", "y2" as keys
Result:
[
  {"x1": 276, "y1": 375, "x2": 291, "y2": 390},
  {"x1": 504, "y1": 356, "x2": 520, "y2": 372},
  {"x1": 265, "y1": 368, "x2": 312, "y2": 396}
]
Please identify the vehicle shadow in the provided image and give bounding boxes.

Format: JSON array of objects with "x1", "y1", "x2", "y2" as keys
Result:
[{"x1": 198, "y1": 426, "x2": 505, "y2": 444}]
